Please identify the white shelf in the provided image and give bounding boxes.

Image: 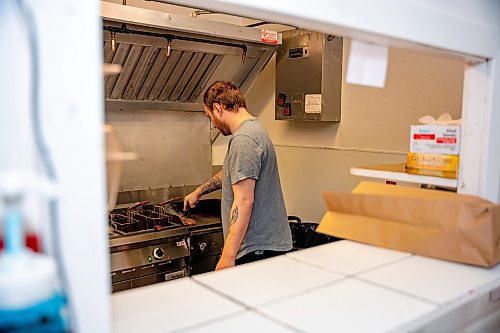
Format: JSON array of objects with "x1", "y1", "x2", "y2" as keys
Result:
[{"x1": 350, "y1": 163, "x2": 458, "y2": 188}]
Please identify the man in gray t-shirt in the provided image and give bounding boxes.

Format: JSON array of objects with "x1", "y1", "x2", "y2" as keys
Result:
[{"x1": 184, "y1": 81, "x2": 292, "y2": 270}]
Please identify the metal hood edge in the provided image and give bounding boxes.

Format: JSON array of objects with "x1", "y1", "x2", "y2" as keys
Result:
[{"x1": 102, "y1": 2, "x2": 280, "y2": 112}]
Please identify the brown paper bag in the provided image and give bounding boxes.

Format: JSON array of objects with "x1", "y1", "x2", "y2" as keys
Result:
[{"x1": 317, "y1": 181, "x2": 500, "y2": 267}]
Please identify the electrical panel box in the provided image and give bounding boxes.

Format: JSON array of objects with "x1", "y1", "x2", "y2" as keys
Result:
[{"x1": 275, "y1": 30, "x2": 343, "y2": 121}]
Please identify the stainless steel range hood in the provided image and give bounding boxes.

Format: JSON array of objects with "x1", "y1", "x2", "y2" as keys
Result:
[{"x1": 102, "y1": 2, "x2": 280, "y2": 112}]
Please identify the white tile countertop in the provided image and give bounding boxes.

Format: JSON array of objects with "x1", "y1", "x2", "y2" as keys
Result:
[
  {"x1": 286, "y1": 240, "x2": 412, "y2": 275},
  {"x1": 259, "y1": 278, "x2": 437, "y2": 333},
  {"x1": 192, "y1": 255, "x2": 344, "y2": 306},
  {"x1": 111, "y1": 278, "x2": 244, "y2": 333},
  {"x1": 111, "y1": 240, "x2": 500, "y2": 333}
]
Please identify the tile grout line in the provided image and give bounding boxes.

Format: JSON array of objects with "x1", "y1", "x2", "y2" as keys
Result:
[
  {"x1": 166, "y1": 277, "x2": 249, "y2": 333},
  {"x1": 257, "y1": 278, "x2": 347, "y2": 307},
  {"x1": 352, "y1": 276, "x2": 440, "y2": 306},
  {"x1": 168, "y1": 309, "x2": 247, "y2": 333},
  {"x1": 385, "y1": 277, "x2": 500, "y2": 333},
  {"x1": 179, "y1": 277, "x2": 305, "y2": 333},
  {"x1": 353, "y1": 253, "x2": 415, "y2": 275},
  {"x1": 190, "y1": 276, "x2": 252, "y2": 309},
  {"x1": 248, "y1": 308, "x2": 307, "y2": 333},
  {"x1": 190, "y1": 255, "x2": 345, "y2": 309},
  {"x1": 284, "y1": 253, "x2": 349, "y2": 276},
  {"x1": 193, "y1": 271, "x2": 329, "y2": 311},
  {"x1": 284, "y1": 252, "x2": 442, "y2": 306},
  {"x1": 179, "y1": 252, "x2": 428, "y2": 332},
  {"x1": 285, "y1": 250, "x2": 416, "y2": 277}
]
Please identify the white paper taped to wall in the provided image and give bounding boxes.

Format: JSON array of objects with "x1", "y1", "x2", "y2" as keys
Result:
[{"x1": 346, "y1": 40, "x2": 389, "y2": 88}]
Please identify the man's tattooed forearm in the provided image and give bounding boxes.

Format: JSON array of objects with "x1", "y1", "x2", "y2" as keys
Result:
[
  {"x1": 199, "y1": 176, "x2": 222, "y2": 195},
  {"x1": 229, "y1": 205, "x2": 238, "y2": 226}
]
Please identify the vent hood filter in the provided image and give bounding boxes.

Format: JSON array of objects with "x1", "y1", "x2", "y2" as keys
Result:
[
  {"x1": 104, "y1": 42, "x2": 222, "y2": 103},
  {"x1": 101, "y1": 4, "x2": 279, "y2": 112}
]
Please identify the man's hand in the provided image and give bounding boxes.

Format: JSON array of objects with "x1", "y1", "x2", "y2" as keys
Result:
[
  {"x1": 215, "y1": 255, "x2": 235, "y2": 271},
  {"x1": 184, "y1": 171, "x2": 222, "y2": 211},
  {"x1": 184, "y1": 189, "x2": 201, "y2": 211}
]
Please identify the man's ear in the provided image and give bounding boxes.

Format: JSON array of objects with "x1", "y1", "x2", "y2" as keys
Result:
[{"x1": 213, "y1": 103, "x2": 223, "y2": 116}]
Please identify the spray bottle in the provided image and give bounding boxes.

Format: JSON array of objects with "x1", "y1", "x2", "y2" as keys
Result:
[{"x1": 0, "y1": 1, "x2": 68, "y2": 331}]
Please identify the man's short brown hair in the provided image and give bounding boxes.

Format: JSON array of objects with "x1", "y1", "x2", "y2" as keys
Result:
[{"x1": 203, "y1": 81, "x2": 247, "y2": 112}]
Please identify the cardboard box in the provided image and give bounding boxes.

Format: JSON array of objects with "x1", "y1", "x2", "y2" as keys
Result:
[
  {"x1": 318, "y1": 181, "x2": 500, "y2": 267},
  {"x1": 410, "y1": 125, "x2": 460, "y2": 155},
  {"x1": 406, "y1": 152, "x2": 458, "y2": 179}
]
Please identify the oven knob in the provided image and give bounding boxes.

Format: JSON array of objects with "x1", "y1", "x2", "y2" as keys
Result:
[{"x1": 153, "y1": 247, "x2": 165, "y2": 259}]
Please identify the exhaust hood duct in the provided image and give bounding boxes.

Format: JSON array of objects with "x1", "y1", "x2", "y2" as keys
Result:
[{"x1": 101, "y1": 2, "x2": 280, "y2": 112}]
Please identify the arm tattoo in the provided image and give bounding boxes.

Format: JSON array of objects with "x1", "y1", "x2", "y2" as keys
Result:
[
  {"x1": 229, "y1": 205, "x2": 239, "y2": 226},
  {"x1": 198, "y1": 176, "x2": 222, "y2": 195}
]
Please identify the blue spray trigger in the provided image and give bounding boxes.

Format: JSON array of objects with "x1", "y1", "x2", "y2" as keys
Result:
[{"x1": 5, "y1": 209, "x2": 23, "y2": 255}]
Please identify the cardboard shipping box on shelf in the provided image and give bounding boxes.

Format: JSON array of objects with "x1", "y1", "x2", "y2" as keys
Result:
[
  {"x1": 410, "y1": 124, "x2": 460, "y2": 155},
  {"x1": 406, "y1": 152, "x2": 459, "y2": 179},
  {"x1": 407, "y1": 114, "x2": 461, "y2": 178},
  {"x1": 317, "y1": 181, "x2": 500, "y2": 267}
]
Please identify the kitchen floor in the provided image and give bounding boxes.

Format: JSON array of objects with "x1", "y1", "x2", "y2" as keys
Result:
[{"x1": 111, "y1": 240, "x2": 500, "y2": 333}]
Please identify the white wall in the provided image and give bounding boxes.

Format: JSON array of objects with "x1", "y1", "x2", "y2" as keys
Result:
[{"x1": 215, "y1": 39, "x2": 465, "y2": 222}]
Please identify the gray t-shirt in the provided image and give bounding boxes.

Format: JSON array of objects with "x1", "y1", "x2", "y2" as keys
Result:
[{"x1": 221, "y1": 117, "x2": 292, "y2": 259}]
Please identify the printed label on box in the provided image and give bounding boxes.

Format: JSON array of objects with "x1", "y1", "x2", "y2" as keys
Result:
[
  {"x1": 437, "y1": 137, "x2": 457, "y2": 144},
  {"x1": 304, "y1": 94, "x2": 322, "y2": 113},
  {"x1": 413, "y1": 133, "x2": 435, "y2": 140},
  {"x1": 410, "y1": 125, "x2": 460, "y2": 155},
  {"x1": 261, "y1": 29, "x2": 278, "y2": 44}
]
